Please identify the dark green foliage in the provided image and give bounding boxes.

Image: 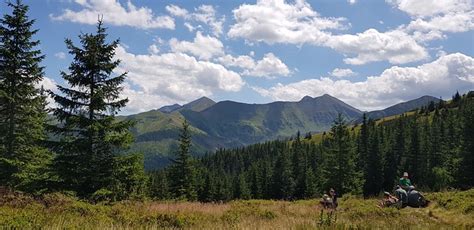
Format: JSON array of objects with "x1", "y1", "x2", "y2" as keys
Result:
[
  {"x1": 0, "y1": 0, "x2": 51, "y2": 193},
  {"x1": 169, "y1": 120, "x2": 197, "y2": 201},
  {"x1": 110, "y1": 153, "x2": 148, "y2": 201},
  {"x1": 323, "y1": 114, "x2": 362, "y2": 195},
  {"x1": 458, "y1": 98, "x2": 474, "y2": 188},
  {"x1": 49, "y1": 20, "x2": 134, "y2": 198}
]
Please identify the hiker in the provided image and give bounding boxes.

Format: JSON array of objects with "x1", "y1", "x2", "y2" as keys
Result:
[
  {"x1": 399, "y1": 172, "x2": 412, "y2": 191},
  {"x1": 394, "y1": 185, "x2": 408, "y2": 208},
  {"x1": 407, "y1": 186, "x2": 429, "y2": 208},
  {"x1": 379, "y1": 191, "x2": 399, "y2": 208},
  {"x1": 320, "y1": 188, "x2": 338, "y2": 209}
]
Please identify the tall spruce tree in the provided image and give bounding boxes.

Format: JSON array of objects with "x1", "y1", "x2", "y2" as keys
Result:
[
  {"x1": 0, "y1": 0, "x2": 51, "y2": 192},
  {"x1": 323, "y1": 114, "x2": 362, "y2": 195},
  {"x1": 169, "y1": 120, "x2": 197, "y2": 200},
  {"x1": 49, "y1": 20, "x2": 133, "y2": 197}
]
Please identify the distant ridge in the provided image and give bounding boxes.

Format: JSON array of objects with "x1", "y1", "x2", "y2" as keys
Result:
[{"x1": 122, "y1": 94, "x2": 441, "y2": 169}]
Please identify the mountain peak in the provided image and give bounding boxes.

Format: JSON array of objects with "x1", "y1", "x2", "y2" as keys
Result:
[
  {"x1": 182, "y1": 96, "x2": 216, "y2": 112},
  {"x1": 300, "y1": 95, "x2": 313, "y2": 102}
]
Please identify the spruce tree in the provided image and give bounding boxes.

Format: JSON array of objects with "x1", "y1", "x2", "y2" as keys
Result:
[
  {"x1": 273, "y1": 148, "x2": 295, "y2": 200},
  {"x1": 323, "y1": 114, "x2": 362, "y2": 195},
  {"x1": 169, "y1": 120, "x2": 197, "y2": 200},
  {"x1": 458, "y1": 99, "x2": 474, "y2": 188},
  {"x1": 49, "y1": 20, "x2": 133, "y2": 197},
  {"x1": 0, "y1": 0, "x2": 51, "y2": 192}
]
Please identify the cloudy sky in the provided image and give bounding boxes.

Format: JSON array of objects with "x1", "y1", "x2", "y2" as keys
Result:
[{"x1": 2, "y1": 0, "x2": 473, "y2": 114}]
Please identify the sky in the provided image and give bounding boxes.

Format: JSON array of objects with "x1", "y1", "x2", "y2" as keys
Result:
[{"x1": 1, "y1": 0, "x2": 473, "y2": 114}]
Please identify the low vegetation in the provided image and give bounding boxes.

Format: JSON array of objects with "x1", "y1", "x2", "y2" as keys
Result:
[{"x1": 1, "y1": 189, "x2": 473, "y2": 229}]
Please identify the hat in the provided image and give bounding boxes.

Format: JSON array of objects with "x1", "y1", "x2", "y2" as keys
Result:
[{"x1": 403, "y1": 172, "x2": 409, "y2": 177}]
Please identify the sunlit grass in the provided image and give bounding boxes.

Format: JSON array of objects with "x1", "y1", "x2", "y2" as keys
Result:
[{"x1": 0, "y1": 189, "x2": 472, "y2": 229}]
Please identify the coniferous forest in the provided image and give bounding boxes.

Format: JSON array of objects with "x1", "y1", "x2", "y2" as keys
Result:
[
  {"x1": 151, "y1": 94, "x2": 474, "y2": 201},
  {"x1": 1, "y1": 1, "x2": 473, "y2": 205}
]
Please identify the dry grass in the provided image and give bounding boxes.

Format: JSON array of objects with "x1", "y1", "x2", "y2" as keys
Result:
[{"x1": 0, "y1": 190, "x2": 473, "y2": 229}]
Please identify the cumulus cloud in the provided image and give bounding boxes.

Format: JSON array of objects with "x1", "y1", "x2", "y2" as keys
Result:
[
  {"x1": 217, "y1": 53, "x2": 291, "y2": 78},
  {"x1": 51, "y1": 0, "x2": 175, "y2": 29},
  {"x1": 326, "y1": 29, "x2": 429, "y2": 65},
  {"x1": 36, "y1": 77, "x2": 59, "y2": 105},
  {"x1": 227, "y1": 0, "x2": 428, "y2": 65},
  {"x1": 166, "y1": 4, "x2": 225, "y2": 37},
  {"x1": 329, "y1": 68, "x2": 357, "y2": 78},
  {"x1": 388, "y1": 0, "x2": 474, "y2": 42},
  {"x1": 253, "y1": 53, "x2": 474, "y2": 110},
  {"x1": 169, "y1": 31, "x2": 224, "y2": 60},
  {"x1": 348, "y1": 0, "x2": 357, "y2": 5},
  {"x1": 243, "y1": 53, "x2": 291, "y2": 78},
  {"x1": 228, "y1": 0, "x2": 346, "y2": 45},
  {"x1": 114, "y1": 45, "x2": 244, "y2": 114}
]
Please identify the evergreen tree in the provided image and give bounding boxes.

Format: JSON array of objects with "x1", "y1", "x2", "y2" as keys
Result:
[
  {"x1": 458, "y1": 99, "x2": 474, "y2": 188},
  {"x1": 273, "y1": 148, "x2": 295, "y2": 200},
  {"x1": 169, "y1": 120, "x2": 197, "y2": 200},
  {"x1": 363, "y1": 120, "x2": 384, "y2": 197},
  {"x1": 234, "y1": 173, "x2": 251, "y2": 199},
  {"x1": 323, "y1": 114, "x2": 362, "y2": 195},
  {"x1": 49, "y1": 20, "x2": 133, "y2": 197},
  {"x1": 0, "y1": 0, "x2": 51, "y2": 192}
]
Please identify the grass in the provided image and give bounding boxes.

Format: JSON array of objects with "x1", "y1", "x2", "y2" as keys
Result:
[{"x1": 1, "y1": 189, "x2": 473, "y2": 229}]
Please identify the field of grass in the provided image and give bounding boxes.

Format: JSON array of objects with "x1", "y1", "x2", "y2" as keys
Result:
[{"x1": 1, "y1": 189, "x2": 473, "y2": 229}]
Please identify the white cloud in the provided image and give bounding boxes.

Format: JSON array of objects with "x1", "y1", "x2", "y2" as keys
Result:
[
  {"x1": 348, "y1": 0, "x2": 357, "y2": 5},
  {"x1": 148, "y1": 44, "x2": 160, "y2": 55},
  {"x1": 326, "y1": 29, "x2": 429, "y2": 65},
  {"x1": 115, "y1": 45, "x2": 244, "y2": 114},
  {"x1": 36, "y1": 77, "x2": 59, "y2": 105},
  {"x1": 165, "y1": 4, "x2": 188, "y2": 17},
  {"x1": 51, "y1": 0, "x2": 175, "y2": 29},
  {"x1": 166, "y1": 4, "x2": 225, "y2": 37},
  {"x1": 184, "y1": 22, "x2": 195, "y2": 32},
  {"x1": 217, "y1": 53, "x2": 291, "y2": 78},
  {"x1": 227, "y1": 0, "x2": 428, "y2": 65},
  {"x1": 387, "y1": 0, "x2": 471, "y2": 18},
  {"x1": 169, "y1": 31, "x2": 224, "y2": 60},
  {"x1": 329, "y1": 68, "x2": 357, "y2": 78},
  {"x1": 388, "y1": 0, "x2": 474, "y2": 42},
  {"x1": 54, "y1": 52, "x2": 66, "y2": 59},
  {"x1": 217, "y1": 54, "x2": 256, "y2": 70},
  {"x1": 228, "y1": 0, "x2": 347, "y2": 45},
  {"x1": 253, "y1": 53, "x2": 474, "y2": 110},
  {"x1": 244, "y1": 53, "x2": 291, "y2": 78}
]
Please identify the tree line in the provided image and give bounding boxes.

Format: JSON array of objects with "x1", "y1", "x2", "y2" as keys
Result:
[
  {"x1": 151, "y1": 93, "x2": 474, "y2": 201},
  {"x1": 0, "y1": 1, "x2": 146, "y2": 201}
]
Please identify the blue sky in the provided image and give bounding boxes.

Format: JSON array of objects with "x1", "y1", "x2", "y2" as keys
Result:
[{"x1": 1, "y1": 0, "x2": 473, "y2": 114}]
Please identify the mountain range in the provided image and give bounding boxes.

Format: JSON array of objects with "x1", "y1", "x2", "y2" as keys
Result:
[{"x1": 120, "y1": 94, "x2": 439, "y2": 169}]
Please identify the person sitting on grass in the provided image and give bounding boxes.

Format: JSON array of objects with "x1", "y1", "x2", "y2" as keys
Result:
[
  {"x1": 320, "y1": 188, "x2": 338, "y2": 209},
  {"x1": 399, "y1": 172, "x2": 412, "y2": 191},
  {"x1": 378, "y1": 191, "x2": 399, "y2": 208},
  {"x1": 394, "y1": 185, "x2": 408, "y2": 208},
  {"x1": 407, "y1": 186, "x2": 430, "y2": 208}
]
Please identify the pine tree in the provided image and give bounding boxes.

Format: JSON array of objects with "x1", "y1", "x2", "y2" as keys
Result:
[
  {"x1": 169, "y1": 120, "x2": 197, "y2": 200},
  {"x1": 363, "y1": 120, "x2": 384, "y2": 197},
  {"x1": 234, "y1": 173, "x2": 251, "y2": 199},
  {"x1": 49, "y1": 20, "x2": 133, "y2": 197},
  {"x1": 0, "y1": 0, "x2": 51, "y2": 192}
]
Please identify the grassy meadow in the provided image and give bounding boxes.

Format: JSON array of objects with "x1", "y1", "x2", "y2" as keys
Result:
[{"x1": 1, "y1": 189, "x2": 473, "y2": 229}]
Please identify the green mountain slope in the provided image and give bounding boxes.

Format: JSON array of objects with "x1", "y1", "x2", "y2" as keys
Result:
[{"x1": 122, "y1": 94, "x2": 442, "y2": 169}]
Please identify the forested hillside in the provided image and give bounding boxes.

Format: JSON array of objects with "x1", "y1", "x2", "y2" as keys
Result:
[{"x1": 151, "y1": 92, "x2": 474, "y2": 201}]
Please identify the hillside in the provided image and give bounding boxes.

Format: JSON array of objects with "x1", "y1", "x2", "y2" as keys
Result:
[
  {"x1": 1, "y1": 189, "x2": 473, "y2": 229},
  {"x1": 121, "y1": 94, "x2": 442, "y2": 169},
  {"x1": 361, "y1": 95, "x2": 440, "y2": 121}
]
